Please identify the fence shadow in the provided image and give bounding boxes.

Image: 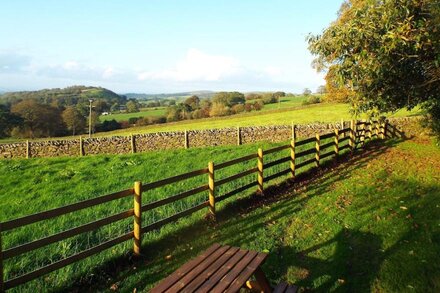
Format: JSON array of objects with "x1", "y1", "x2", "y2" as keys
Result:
[{"x1": 56, "y1": 137, "x2": 406, "y2": 292}]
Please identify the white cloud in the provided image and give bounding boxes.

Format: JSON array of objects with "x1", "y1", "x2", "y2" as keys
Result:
[{"x1": 138, "y1": 49, "x2": 242, "y2": 82}]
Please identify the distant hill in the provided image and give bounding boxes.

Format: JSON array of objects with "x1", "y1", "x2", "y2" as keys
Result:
[
  {"x1": 0, "y1": 86, "x2": 126, "y2": 106},
  {"x1": 125, "y1": 90, "x2": 216, "y2": 100}
]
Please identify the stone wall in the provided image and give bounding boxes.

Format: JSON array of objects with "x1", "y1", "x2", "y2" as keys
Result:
[{"x1": 0, "y1": 117, "x2": 425, "y2": 159}]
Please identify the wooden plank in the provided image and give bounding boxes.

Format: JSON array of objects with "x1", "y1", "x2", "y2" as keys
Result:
[
  {"x1": 295, "y1": 148, "x2": 315, "y2": 158},
  {"x1": 2, "y1": 209, "x2": 133, "y2": 260},
  {"x1": 216, "y1": 167, "x2": 258, "y2": 187},
  {"x1": 181, "y1": 247, "x2": 240, "y2": 293},
  {"x1": 295, "y1": 158, "x2": 315, "y2": 169},
  {"x1": 210, "y1": 250, "x2": 258, "y2": 293},
  {"x1": 295, "y1": 136, "x2": 315, "y2": 147},
  {"x1": 196, "y1": 249, "x2": 248, "y2": 293},
  {"x1": 274, "y1": 282, "x2": 288, "y2": 293},
  {"x1": 150, "y1": 244, "x2": 222, "y2": 293},
  {"x1": 208, "y1": 162, "x2": 215, "y2": 219},
  {"x1": 257, "y1": 148, "x2": 264, "y2": 193},
  {"x1": 166, "y1": 245, "x2": 231, "y2": 292},
  {"x1": 141, "y1": 201, "x2": 208, "y2": 234},
  {"x1": 133, "y1": 181, "x2": 142, "y2": 256},
  {"x1": 265, "y1": 168, "x2": 290, "y2": 182},
  {"x1": 224, "y1": 253, "x2": 268, "y2": 293},
  {"x1": 320, "y1": 151, "x2": 335, "y2": 160},
  {"x1": 320, "y1": 132, "x2": 334, "y2": 140},
  {"x1": 339, "y1": 136, "x2": 350, "y2": 142},
  {"x1": 181, "y1": 248, "x2": 240, "y2": 292},
  {"x1": 216, "y1": 154, "x2": 257, "y2": 170},
  {"x1": 141, "y1": 185, "x2": 209, "y2": 212},
  {"x1": 265, "y1": 156, "x2": 290, "y2": 168},
  {"x1": 142, "y1": 168, "x2": 209, "y2": 191},
  {"x1": 320, "y1": 141, "x2": 334, "y2": 150},
  {"x1": 339, "y1": 128, "x2": 351, "y2": 134},
  {"x1": 216, "y1": 182, "x2": 257, "y2": 202},
  {"x1": 264, "y1": 144, "x2": 290, "y2": 155},
  {"x1": 4, "y1": 231, "x2": 134, "y2": 290},
  {"x1": 1, "y1": 189, "x2": 133, "y2": 231}
]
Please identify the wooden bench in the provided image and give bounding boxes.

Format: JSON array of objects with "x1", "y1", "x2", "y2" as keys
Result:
[{"x1": 151, "y1": 243, "x2": 272, "y2": 293}]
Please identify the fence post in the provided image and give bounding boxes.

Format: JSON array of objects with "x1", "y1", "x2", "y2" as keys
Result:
[
  {"x1": 315, "y1": 133, "x2": 320, "y2": 168},
  {"x1": 133, "y1": 181, "x2": 142, "y2": 256},
  {"x1": 131, "y1": 134, "x2": 136, "y2": 154},
  {"x1": 334, "y1": 128, "x2": 339, "y2": 158},
  {"x1": 383, "y1": 120, "x2": 388, "y2": 139},
  {"x1": 26, "y1": 140, "x2": 30, "y2": 159},
  {"x1": 291, "y1": 122, "x2": 295, "y2": 140},
  {"x1": 0, "y1": 224, "x2": 4, "y2": 293},
  {"x1": 184, "y1": 130, "x2": 189, "y2": 149},
  {"x1": 79, "y1": 136, "x2": 84, "y2": 156},
  {"x1": 341, "y1": 118, "x2": 345, "y2": 138},
  {"x1": 290, "y1": 139, "x2": 296, "y2": 178},
  {"x1": 368, "y1": 120, "x2": 373, "y2": 140},
  {"x1": 257, "y1": 148, "x2": 264, "y2": 194},
  {"x1": 208, "y1": 162, "x2": 215, "y2": 219},
  {"x1": 360, "y1": 120, "x2": 365, "y2": 147},
  {"x1": 350, "y1": 120, "x2": 356, "y2": 153},
  {"x1": 237, "y1": 126, "x2": 241, "y2": 146}
]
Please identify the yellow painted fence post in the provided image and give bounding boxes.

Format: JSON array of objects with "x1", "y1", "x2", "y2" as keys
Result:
[
  {"x1": 315, "y1": 133, "x2": 320, "y2": 168},
  {"x1": 133, "y1": 181, "x2": 142, "y2": 256},
  {"x1": 257, "y1": 148, "x2": 264, "y2": 194},
  {"x1": 334, "y1": 128, "x2": 339, "y2": 158},
  {"x1": 290, "y1": 134, "x2": 296, "y2": 179},
  {"x1": 350, "y1": 120, "x2": 356, "y2": 153},
  {"x1": 208, "y1": 162, "x2": 215, "y2": 219}
]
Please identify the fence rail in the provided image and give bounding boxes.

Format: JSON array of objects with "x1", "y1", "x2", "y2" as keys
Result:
[{"x1": 0, "y1": 119, "x2": 389, "y2": 292}]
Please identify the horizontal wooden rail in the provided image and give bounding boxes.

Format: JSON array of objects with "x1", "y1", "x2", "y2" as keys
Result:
[
  {"x1": 1, "y1": 189, "x2": 133, "y2": 231},
  {"x1": 141, "y1": 185, "x2": 209, "y2": 212},
  {"x1": 320, "y1": 151, "x2": 335, "y2": 160},
  {"x1": 339, "y1": 136, "x2": 350, "y2": 142},
  {"x1": 265, "y1": 156, "x2": 290, "y2": 169},
  {"x1": 142, "y1": 168, "x2": 208, "y2": 191},
  {"x1": 296, "y1": 157, "x2": 315, "y2": 169},
  {"x1": 320, "y1": 132, "x2": 334, "y2": 140},
  {"x1": 320, "y1": 141, "x2": 334, "y2": 150},
  {"x1": 264, "y1": 144, "x2": 290, "y2": 155},
  {"x1": 4, "y1": 231, "x2": 134, "y2": 290},
  {"x1": 295, "y1": 148, "x2": 315, "y2": 158},
  {"x1": 295, "y1": 136, "x2": 315, "y2": 147},
  {"x1": 339, "y1": 128, "x2": 351, "y2": 134},
  {"x1": 216, "y1": 182, "x2": 257, "y2": 202},
  {"x1": 215, "y1": 154, "x2": 257, "y2": 170},
  {"x1": 141, "y1": 201, "x2": 209, "y2": 234},
  {"x1": 339, "y1": 144, "x2": 350, "y2": 151},
  {"x1": 265, "y1": 168, "x2": 291, "y2": 182},
  {"x1": 2, "y1": 209, "x2": 134, "y2": 260},
  {"x1": 216, "y1": 168, "x2": 258, "y2": 187}
]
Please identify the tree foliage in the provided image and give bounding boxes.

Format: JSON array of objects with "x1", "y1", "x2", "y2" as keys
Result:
[
  {"x1": 62, "y1": 106, "x2": 86, "y2": 135},
  {"x1": 308, "y1": 0, "x2": 440, "y2": 133}
]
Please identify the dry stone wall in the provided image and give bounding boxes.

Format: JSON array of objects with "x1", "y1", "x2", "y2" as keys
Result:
[{"x1": 0, "y1": 117, "x2": 425, "y2": 159}]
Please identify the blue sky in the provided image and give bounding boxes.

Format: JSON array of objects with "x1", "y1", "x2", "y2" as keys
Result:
[{"x1": 0, "y1": 0, "x2": 343, "y2": 94}]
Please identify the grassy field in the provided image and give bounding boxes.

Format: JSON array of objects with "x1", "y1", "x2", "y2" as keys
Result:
[
  {"x1": 100, "y1": 107, "x2": 167, "y2": 122},
  {"x1": 78, "y1": 136, "x2": 438, "y2": 293},
  {"x1": 98, "y1": 103, "x2": 418, "y2": 137},
  {"x1": 1, "y1": 134, "x2": 336, "y2": 292}
]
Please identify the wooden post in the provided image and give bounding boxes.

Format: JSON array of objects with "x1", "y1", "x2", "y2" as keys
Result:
[
  {"x1": 208, "y1": 162, "x2": 215, "y2": 219},
  {"x1": 237, "y1": 126, "x2": 241, "y2": 146},
  {"x1": 133, "y1": 181, "x2": 142, "y2": 256},
  {"x1": 184, "y1": 130, "x2": 189, "y2": 149},
  {"x1": 290, "y1": 139, "x2": 296, "y2": 178},
  {"x1": 360, "y1": 120, "x2": 365, "y2": 147},
  {"x1": 315, "y1": 133, "x2": 320, "y2": 167},
  {"x1": 0, "y1": 224, "x2": 4, "y2": 293},
  {"x1": 350, "y1": 120, "x2": 356, "y2": 153},
  {"x1": 368, "y1": 120, "x2": 373, "y2": 140},
  {"x1": 334, "y1": 128, "x2": 339, "y2": 158},
  {"x1": 26, "y1": 140, "x2": 30, "y2": 159},
  {"x1": 257, "y1": 148, "x2": 264, "y2": 194},
  {"x1": 131, "y1": 134, "x2": 136, "y2": 154},
  {"x1": 341, "y1": 118, "x2": 345, "y2": 138},
  {"x1": 383, "y1": 120, "x2": 388, "y2": 139},
  {"x1": 79, "y1": 136, "x2": 84, "y2": 156},
  {"x1": 375, "y1": 120, "x2": 379, "y2": 138}
]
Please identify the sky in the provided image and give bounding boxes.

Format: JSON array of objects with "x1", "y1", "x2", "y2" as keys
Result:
[{"x1": 0, "y1": 0, "x2": 343, "y2": 94}]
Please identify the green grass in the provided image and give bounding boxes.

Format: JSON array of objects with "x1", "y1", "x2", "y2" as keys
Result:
[
  {"x1": 59, "y1": 137, "x2": 440, "y2": 292},
  {"x1": 260, "y1": 95, "x2": 308, "y2": 111},
  {"x1": 100, "y1": 107, "x2": 167, "y2": 122}
]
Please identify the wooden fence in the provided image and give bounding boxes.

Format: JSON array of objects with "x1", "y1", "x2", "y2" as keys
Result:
[{"x1": 0, "y1": 119, "x2": 387, "y2": 291}]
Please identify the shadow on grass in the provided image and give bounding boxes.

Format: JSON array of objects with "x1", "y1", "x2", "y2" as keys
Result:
[{"x1": 55, "y1": 137, "x2": 413, "y2": 292}]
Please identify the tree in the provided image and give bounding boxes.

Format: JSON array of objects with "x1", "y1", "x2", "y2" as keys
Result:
[
  {"x1": 126, "y1": 100, "x2": 140, "y2": 113},
  {"x1": 209, "y1": 103, "x2": 231, "y2": 117},
  {"x1": 0, "y1": 105, "x2": 22, "y2": 138},
  {"x1": 11, "y1": 99, "x2": 65, "y2": 138},
  {"x1": 316, "y1": 85, "x2": 327, "y2": 95},
  {"x1": 62, "y1": 106, "x2": 86, "y2": 135},
  {"x1": 212, "y1": 92, "x2": 245, "y2": 107},
  {"x1": 303, "y1": 88, "x2": 312, "y2": 96},
  {"x1": 308, "y1": 0, "x2": 440, "y2": 136},
  {"x1": 184, "y1": 95, "x2": 200, "y2": 111}
]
